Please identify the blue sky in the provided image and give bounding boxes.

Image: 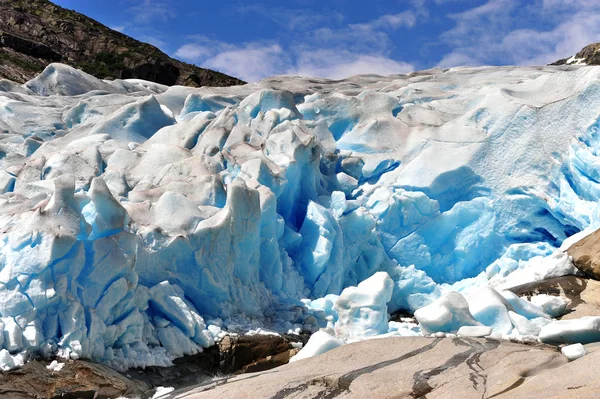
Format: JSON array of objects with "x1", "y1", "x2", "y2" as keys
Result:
[{"x1": 53, "y1": 0, "x2": 599, "y2": 82}]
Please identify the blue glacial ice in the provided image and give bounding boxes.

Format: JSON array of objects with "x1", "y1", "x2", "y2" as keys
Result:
[{"x1": 1, "y1": 63, "x2": 600, "y2": 368}]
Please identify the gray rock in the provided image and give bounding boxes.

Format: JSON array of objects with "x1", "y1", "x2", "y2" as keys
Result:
[{"x1": 173, "y1": 337, "x2": 568, "y2": 399}]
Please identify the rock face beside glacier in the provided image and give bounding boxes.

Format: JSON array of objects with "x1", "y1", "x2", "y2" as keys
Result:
[
  {"x1": 568, "y1": 229, "x2": 600, "y2": 279},
  {"x1": 1, "y1": 63, "x2": 600, "y2": 370}
]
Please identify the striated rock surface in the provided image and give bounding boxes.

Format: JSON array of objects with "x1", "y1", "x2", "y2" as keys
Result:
[
  {"x1": 175, "y1": 337, "x2": 571, "y2": 399},
  {"x1": 0, "y1": 0, "x2": 244, "y2": 86}
]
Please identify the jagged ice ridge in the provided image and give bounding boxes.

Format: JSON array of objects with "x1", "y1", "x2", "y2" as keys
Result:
[{"x1": 0, "y1": 63, "x2": 599, "y2": 369}]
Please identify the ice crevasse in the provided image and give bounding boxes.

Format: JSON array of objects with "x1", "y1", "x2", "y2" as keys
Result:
[{"x1": 0, "y1": 63, "x2": 600, "y2": 369}]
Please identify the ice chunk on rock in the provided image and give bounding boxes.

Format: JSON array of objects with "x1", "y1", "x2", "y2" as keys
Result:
[
  {"x1": 46, "y1": 360, "x2": 65, "y2": 372},
  {"x1": 456, "y1": 325, "x2": 492, "y2": 337},
  {"x1": 469, "y1": 287, "x2": 514, "y2": 336},
  {"x1": 561, "y1": 343, "x2": 587, "y2": 360},
  {"x1": 530, "y1": 294, "x2": 570, "y2": 318},
  {"x1": 0, "y1": 349, "x2": 26, "y2": 371},
  {"x1": 334, "y1": 272, "x2": 394, "y2": 341},
  {"x1": 414, "y1": 291, "x2": 481, "y2": 334},
  {"x1": 152, "y1": 386, "x2": 176, "y2": 399},
  {"x1": 500, "y1": 291, "x2": 548, "y2": 320},
  {"x1": 289, "y1": 331, "x2": 342, "y2": 363},
  {"x1": 539, "y1": 317, "x2": 600, "y2": 344},
  {"x1": 508, "y1": 311, "x2": 549, "y2": 337}
]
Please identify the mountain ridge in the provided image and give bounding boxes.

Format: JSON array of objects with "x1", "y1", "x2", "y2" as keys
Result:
[
  {"x1": 0, "y1": 0, "x2": 244, "y2": 87},
  {"x1": 550, "y1": 42, "x2": 600, "y2": 66}
]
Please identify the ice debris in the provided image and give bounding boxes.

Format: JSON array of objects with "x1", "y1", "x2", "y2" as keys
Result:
[
  {"x1": 530, "y1": 294, "x2": 570, "y2": 318},
  {"x1": 456, "y1": 326, "x2": 492, "y2": 338},
  {"x1": 1, "y1": 63, "x2": 600, "y2": 369},
  {"x1": 46, "y1": 359, "x2": 64, "y2": 372},
  {"x1": 334, "y1": 271, "x2": 393, "y2": 341},
  {"x1": 289, "y1": 331, "x2": 342, "y2": 362},
  {"x1": 151, "y1": 386, "x2": 176, "y2": 399},
  {"x1": 539, "y1": 317, "x2": 600, "y2": 344},
  {"x1": 414, "y1": 292, "x2": 481, "y2": 334},
  {"x1": 561, "y1": 343, "x2": 587, "y2": 361}
]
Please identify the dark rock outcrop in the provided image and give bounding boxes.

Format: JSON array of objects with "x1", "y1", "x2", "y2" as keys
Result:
[
  {"x1": 550, "y1": 42, "x2": 600, "y2": 66},
  {"x1": 0, "y1": 0, "x2": 245, "y2": 87},
  {"x1": 0, "y1": 359, "x2": 151, "y2": 399},
  {"x1": 125, "y1": 334, "x2": 303, "y2": 391},
  {"x1": 217, "y1": 334, "x2": 304, "y2": 374}
]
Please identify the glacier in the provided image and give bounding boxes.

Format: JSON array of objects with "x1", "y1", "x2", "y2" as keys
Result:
[{"x1": 1, "y1": 63, "x2": 600, "y2": 369}]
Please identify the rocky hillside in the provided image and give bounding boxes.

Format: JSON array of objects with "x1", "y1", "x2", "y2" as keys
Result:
[
  {"x1": 0, "y1": 0, "x2": 244, "y2": 87},
  {"x1": 551, "y1": 42, "x2": 600, "y2": 66}
]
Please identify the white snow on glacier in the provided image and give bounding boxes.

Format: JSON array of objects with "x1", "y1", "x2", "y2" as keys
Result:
[{"x1": 1, "y1": 63, "x2": 600, "y2": 369}]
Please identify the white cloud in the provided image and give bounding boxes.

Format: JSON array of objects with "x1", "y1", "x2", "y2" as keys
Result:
[
  {"x1": 173, "y1": 37, "x2": 414, "y2": 82},
  {"x1": 436, "y1": 0, "x2": 600, "y2": 67},
  {"x1": 237, "y1": 5, "x2": 344, "y2": 31},
  {"x1": 542, "y1": 0, "x2": 600, "y2": 10},
  {"x1": 128, "y1": 0, "x2": 175, "y2": 23},
  {"x1": 137, "y1": 35, "x2": 167, "y2": 51},
  {"x1": 172, "y1": 9, "x2": 420, "y2": 81},
  {"x1": 437, "y1": 52, "x2": 481, "y2": 68},
  {"x1": 500, "y1": 13, "x2": 600, "y2": 65},
  {"x1": 352, "y1": 11, "x2": 417, "y2": 31},
  {"x1": 110, "y1": 25, "x2": 126, "y2": 33},
  {"x1": 442, "y1": 0, "x2": 516, "y2": 45},
  {"x1": 202, "y1": 44, "x2": 290, "y2": 83},
  {"x1": 294, "y1": 51, "x2": 414, "y2": 79},
  {"x1": 174, "y1": 44, "x2": 214, "y2": 61},
  {"x1": 305, "y1": 26, "x2": 393, "y2": 55}
]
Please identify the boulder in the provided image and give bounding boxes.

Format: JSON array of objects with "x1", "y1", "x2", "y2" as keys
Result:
[
  {"x1": 217, "y1": 334, "x2": 303, "y2": 373},
  {"x1": 567, "y1": 229, "x2": 600, "y2": 280}
]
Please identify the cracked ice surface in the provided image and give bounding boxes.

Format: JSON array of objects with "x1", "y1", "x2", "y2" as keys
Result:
[{"x1": 1, "y1": 63, "x2": 600, "y2": 369}]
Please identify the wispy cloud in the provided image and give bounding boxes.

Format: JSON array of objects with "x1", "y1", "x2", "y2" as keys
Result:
[
  {"x1": 204, "y1": 43, "x2": 290, "y2": 83},
  {"x1": 173, "y1": 8, "x2": 421, "y2": 81},
  {"x1": 110, "y1": 25, "x2": 126, "y2": 33},
  {"x1": 351, "y1": 11, "x2": 417, "y2": 31},
  {"x1": 137, "y1": 34, "x2": 168, "y2": 51},
  {"x1": 293, "y1": 51, "x2": 413, "y2": 80},
  {"x1": 127, "y1": 0, "x2": 175, "y2": 23},
  {"x1": 174, "y1": 43, "x2": 214, "y2": 61},
  {"x1": 108, "y1": 0, "x2": 175, "y2": 51},
  {"x1": 436, "y1": 0, "x2": 600, "y2": 67},
  {"x1": 237, "y1": 5, "x2": 344, "y2": 31}
]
